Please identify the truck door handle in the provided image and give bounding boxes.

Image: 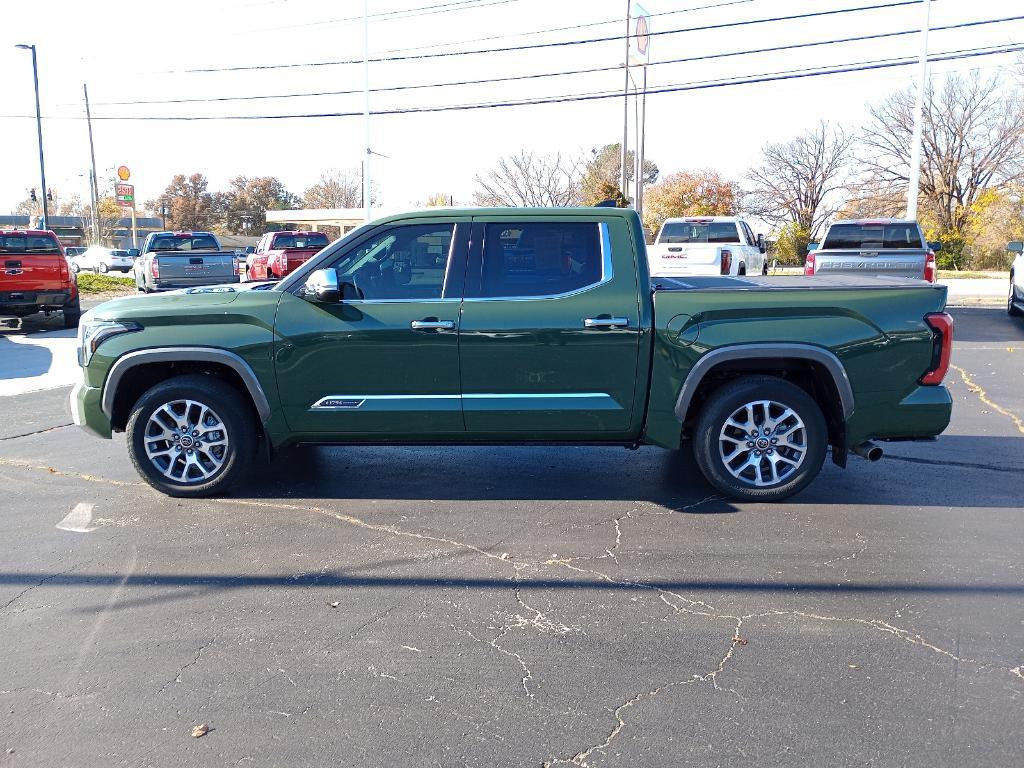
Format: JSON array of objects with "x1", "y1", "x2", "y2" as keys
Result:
[
  {"x1": 410, "y1": 320, "x2": 455, "y2": 330},
  {"x1": 584, "y1": 317, "x2": 629, "y2": 328}
]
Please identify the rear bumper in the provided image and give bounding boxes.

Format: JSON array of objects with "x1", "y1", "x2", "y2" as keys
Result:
[
  {"x1": 149, "y1": 276, "x2": 241, "y2": 291},
  {"x1": 846, "y1": 385, "x2": 952, "y2": 445},
  {"x1": 0, "y1": 290, "x2": 70, "y2": 315},
  {"x1": 70, "y1": 381, "x2": 112, "y2": 439},
  {"x1": 651, "y1": 265, "x2": 723, "y2": 277}
]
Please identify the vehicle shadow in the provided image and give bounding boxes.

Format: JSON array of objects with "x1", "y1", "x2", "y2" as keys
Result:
[
  {"x1": 239, "y1": 434, "x2": 1022, "y2": 510},
  {"x1": 0, "y1": 335, "x2": 53, "y2": 381},
  {"x1": 948, "y1": 306, "x2": 1024, "y2": 342}
]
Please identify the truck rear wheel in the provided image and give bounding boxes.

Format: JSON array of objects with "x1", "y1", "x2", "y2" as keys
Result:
[
  {"x1": 62, "y1": 294, "x2": 81, "y2": 329},
  {"x1": 691, "y1": 376, "x2": 827, "y2": 502},
  {"x1": 126, "y1": 375, "x2": 256, "y2": 498}
]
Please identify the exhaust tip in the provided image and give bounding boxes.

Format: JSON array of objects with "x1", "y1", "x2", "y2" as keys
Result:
[{"x1": 852, "y1": 441, "x2": 884, "y2": 462}]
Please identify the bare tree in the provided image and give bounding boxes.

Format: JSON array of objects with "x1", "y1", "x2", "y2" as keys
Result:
[
  {"x1": 472, "y1": 150, "x2": 583, "y2": 207},
  {"x1": 302, "y1": 169, "x2": 368, "y2": 208},
  {"x1": 859, "y1": 73, "x2": 1024, "y2": 253},
  {"x1": 745, "y1": 122, "x2": 853, "y2": 255}
]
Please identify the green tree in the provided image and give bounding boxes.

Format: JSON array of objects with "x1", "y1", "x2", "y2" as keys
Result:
[
  {"x1": 581, "y1": 143, "x2": 658, "y2": 206},
  {"x1": 147, "y1": 174, "x2": 218, "y2": 232},
  {"x1": 222, "y1": 176, "x2": 299, "y2": 234}
]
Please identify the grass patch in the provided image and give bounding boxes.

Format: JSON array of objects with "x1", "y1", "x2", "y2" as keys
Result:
[
  {"x1": 937, "y1": 270, "x2": 1008, "y2": 280},
  {"x1": 76, "y1": 272, "x2": 135, "y2": 294}
]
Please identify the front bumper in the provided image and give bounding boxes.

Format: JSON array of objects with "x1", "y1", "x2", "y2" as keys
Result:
[{"x1": 70, "y1": 381, "x2": 112, "y2": 439}]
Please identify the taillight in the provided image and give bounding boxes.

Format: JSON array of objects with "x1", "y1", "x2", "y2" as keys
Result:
[
  {"x1": 151, "y1": 259, "x2": 159, "y2": 279},
  {"x1": 720, "y1": 249, "x2": 733, "y2": 275},
  {"x1": 920, "y1": 312, "x2": 953, "y2": 385},
  {"x1": 924, "y1": 251, "x2": 936, "y2": 283},
  {"x1": 804, "y1": 252, "x2": 816, "y2": 276},
  {"x1": 233, "y1": 258, "x2": 240, "y2": 276}
]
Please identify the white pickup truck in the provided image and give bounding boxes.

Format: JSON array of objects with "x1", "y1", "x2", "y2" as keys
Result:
[{"x1": 647, "y1": 216, "x2": 767, "y2": 278}]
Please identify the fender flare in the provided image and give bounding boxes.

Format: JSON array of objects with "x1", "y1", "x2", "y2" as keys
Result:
[
  {"x1": 674, "y1": 343, "x2": 855, "y2": 422},
  {"x1": 101, "y1": 347, "x2": 272, "y2": 422}
]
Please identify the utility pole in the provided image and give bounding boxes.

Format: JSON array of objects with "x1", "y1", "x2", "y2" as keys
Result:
[
  {"x1": 363, "y1": 0, "x2": 372, "y2": 221},
  {"x1": 907, "y1": 0, "x2": 931, "y2": 220},
  {"x1": 16, "y1": 44, "x2": 48, "y2": 230},
  {"x1": 83, "y1": 84, "x2": 101, "y2": 244},
  {"x1": 619, "y1": 0, "x2": 631, "y2": 199},
  {"x1": 636, "y1": 64, "x2": 648, "y2": 222}
]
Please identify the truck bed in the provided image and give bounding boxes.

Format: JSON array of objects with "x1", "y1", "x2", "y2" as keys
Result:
[{"x1": 651, "y1": 275, "x2": 939, "y2": 291}]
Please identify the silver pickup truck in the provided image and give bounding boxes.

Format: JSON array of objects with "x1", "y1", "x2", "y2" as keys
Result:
[
  {"x1": 805, "y1": 219, "x2": 938, "y2": 282},
  {"x1": 133, "y1": 231, "x2": 240, "y2": 293}
]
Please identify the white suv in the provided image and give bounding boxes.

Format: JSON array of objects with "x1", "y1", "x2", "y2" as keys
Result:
[
  {"x1": 73, "y1": 245, "x2": 135, "y2": 274},
  {"x1": 648, "y1": 216, "x2": 767, "y2": 277},
  {"x1": 1008, "y1": 241, "x2": 1024, "y2": 317}
]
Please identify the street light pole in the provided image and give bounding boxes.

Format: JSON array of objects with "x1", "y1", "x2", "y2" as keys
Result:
[
  {"x1": 907, "y1": 0, "x2": 931, "y2": 220},
  {"x1": 83, "y1": 83, "x2": 101, "y2": 244},
  {"x1": 362, "y1": 0, "x2": 372, "y2": 222},
  {"x1": 619, "y1": 0, "x2": 631, "y2": 199},
  {"x1": 16, "y1": 44, "x2": 49, "y2": 231}
]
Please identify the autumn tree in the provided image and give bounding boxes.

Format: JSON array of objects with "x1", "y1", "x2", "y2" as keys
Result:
[
  {"x1": 147, "y1": 174, "x2": 218, "y2": 231},
  {"x1": 221, "y1": 176, "x2": 298, "y2": 234},
  {"x1": 420, "y1": 192, "x2": 453, "y2": 207},
  {"x1": 642, "y1": 170, "x2": 740, "y2": 236},
  {"x1": 581, "y1": 143, "x2": 659, "y2": 206},
  {"x1": 745, "y1": 122, "x2": 852, "y2": 262},
  {"x1": 473, "y1": 150, "x2": 583, "y2": 207},
  {"x1": 859, "y1": 73, "x2": 1024, "y2": 269}
]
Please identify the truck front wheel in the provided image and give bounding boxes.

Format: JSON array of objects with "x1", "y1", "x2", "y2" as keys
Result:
[
  {"x1": 126, "y1": 375, "x2": 256, "y2": 498},
  {"x1": 691, "y1": 376, "x2": 827, "y2": 502}
]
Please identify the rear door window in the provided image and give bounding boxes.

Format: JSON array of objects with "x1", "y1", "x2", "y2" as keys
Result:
[
  {"x1": 150, "y1": 234, "x2": 219, "y2": 251},
  {"x1": 823, "y1": 224, "x2": 924, "y2": 250},
  {"x1": 1, "y1": 235, "x2": 61, "y2": 254},
  {"x1": 478, "y1": 221, "x2": 603, "y2": 298},
  {"x1": 659, "y1": 222, "x2": 741, "y2": 244}
]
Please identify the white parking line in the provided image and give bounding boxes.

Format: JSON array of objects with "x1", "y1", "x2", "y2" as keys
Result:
[{"x1": 56, "y1": 503, "x2": 97, "y2": 533}]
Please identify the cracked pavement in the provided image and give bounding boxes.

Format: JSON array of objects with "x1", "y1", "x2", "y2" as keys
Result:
[{"x1": 0, "y1": 306, "x2": 1022, "y2": 767}]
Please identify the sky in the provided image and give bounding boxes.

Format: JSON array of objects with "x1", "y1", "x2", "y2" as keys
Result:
[{"x1": 1, "y1": 0, "x2": 1022, "y2": 219}]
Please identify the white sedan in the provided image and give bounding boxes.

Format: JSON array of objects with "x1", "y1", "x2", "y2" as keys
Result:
[
  {"x1": 1009, "y1": 242, "x2": 1024, "y2": 317},
  {"x1": 72, "y1": 245, "x2": 135, "y2": 274}
]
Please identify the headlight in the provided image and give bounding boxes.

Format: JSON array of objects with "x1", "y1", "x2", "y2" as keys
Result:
[{"x1": 77, "y1": 319, "x2": 142, "y2": 367}]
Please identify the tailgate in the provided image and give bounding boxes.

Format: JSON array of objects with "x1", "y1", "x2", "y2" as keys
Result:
[
  {"x1": 156, "y1": 252, "x2": 236, "y2": 281},
  {"x1": 1, "y1": 253, "x2": 65, "y2": 292},
  {"x1": 648, "y1": 243, "x2": 723, "y2": 275},
  {"x1": 813, "y1": 249, "x2": 927, "y2": 279}
]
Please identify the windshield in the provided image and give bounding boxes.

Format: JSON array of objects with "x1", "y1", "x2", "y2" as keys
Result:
[
  {"x1": 823, "y1": 223, "x2": 924, "y2": 250},
  {"x1": 149, "y1": 234, "x2": 219, "y2": 251},
  {"x1": 659, "y1": 221, "x2": 740, "y2": 244},
  {"x1": 0, "y1": 234, "x2": 62, "y2": 254}
]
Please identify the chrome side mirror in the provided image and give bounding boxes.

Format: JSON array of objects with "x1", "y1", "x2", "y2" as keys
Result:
[{"x1": 304, "y1": 268, "x2": 340, "y2": 302}]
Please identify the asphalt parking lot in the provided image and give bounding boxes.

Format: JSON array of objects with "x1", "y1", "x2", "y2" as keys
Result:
[{"x1": 1, "y1": 302, "x2": 1022, "y2": 767}]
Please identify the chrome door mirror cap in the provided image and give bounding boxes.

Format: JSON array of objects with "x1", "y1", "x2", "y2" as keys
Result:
[{"x1": 304, "y1": 268, "x2": 340, "y2": 302}]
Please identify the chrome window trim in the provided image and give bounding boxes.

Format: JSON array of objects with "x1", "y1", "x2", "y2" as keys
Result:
[
  {"x1": 310, "y1": 392, "x2": 619, "y2": 411},
  {"x1": 465, "y1": 221, "x2": 613, "y2": 303}
]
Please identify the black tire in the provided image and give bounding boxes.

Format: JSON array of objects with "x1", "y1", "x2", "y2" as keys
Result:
[
  {"x1": 691, "y1": 376, "x2": 828, "y2": 502},
  {"x1": 762, "y1": 262, "x2": 769, "y2": 276},
  {"x1": 62, "y1": 293, "x2": 81, "y2": 329},
  {"x1": 126, "y1": 375, "x2": 257, "y2": 498},
  {"x1": 1009, "y1": 274, "x2": 1023, "y2": 317}
]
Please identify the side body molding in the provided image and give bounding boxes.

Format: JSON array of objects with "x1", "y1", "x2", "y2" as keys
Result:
[
  {"x1": 673, "y1": 343, "x2": 855, "y2": 422},
  {"x1": 101, "y1": 347, "x2": 273, "y2": 423}
]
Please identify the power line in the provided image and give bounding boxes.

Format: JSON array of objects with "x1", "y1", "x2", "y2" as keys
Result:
[
  {"x1": 361, "y1": 0, "x2": 758, "y2": 58},
  {"x1": 251, "y1": 0, "x2": 524, "y2": 32},
  {"x1": 172, "y1": 0, "x2": 926, "y2": 74},
  {"x1": 89, "y1": 13, "x2": 1022, "y2": 108},
  {"x1": 14, "y1": 43, "x2": 1021, "y2": 123}
]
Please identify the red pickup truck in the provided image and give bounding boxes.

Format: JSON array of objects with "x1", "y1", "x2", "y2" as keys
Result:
[
  {"x1": 1, "y1": 229, "x2": 80, "y2": 330},
  {"x1": 245, "y1": 231, "x2": 330, "y2": 281}
]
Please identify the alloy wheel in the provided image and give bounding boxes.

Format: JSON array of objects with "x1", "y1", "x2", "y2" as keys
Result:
[
  {"x1": 143, "y1": 399, "x2": 230, "y2": 484},
  {"x1": 718, "y1": 399, "x2": 807, "y2": 487}
]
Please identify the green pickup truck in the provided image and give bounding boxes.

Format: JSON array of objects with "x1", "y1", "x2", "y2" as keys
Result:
[{"x1": 71, "y1": 207, "x2": 953, "y2": 502}]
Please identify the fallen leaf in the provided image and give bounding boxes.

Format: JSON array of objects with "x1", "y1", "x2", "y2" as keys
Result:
[
  {"x1": 328, "y1": 601, "x2": 339, "y2": 608},
  {"x1": 735, "y1": 637, "x2": 748, "y2": 646},
  {"x1": 191, "y1": 724, "x2": 210, "y2": 738}
]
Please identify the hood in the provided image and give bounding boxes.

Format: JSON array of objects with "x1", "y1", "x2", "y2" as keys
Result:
[{"x1": 90, "y1": 283, "x2": 277, "y2": 322}]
